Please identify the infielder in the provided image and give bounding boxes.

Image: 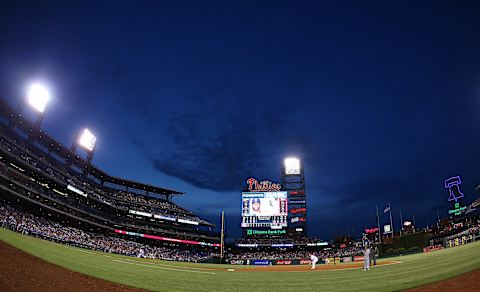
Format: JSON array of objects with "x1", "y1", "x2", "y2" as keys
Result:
[
  {"x1": 363, "y1": 246, "x2": 370, "y2": 271},
  {"x1": 309, "y1": 253, "x2": 318, "y2": 270},
  {"x1": 370, "y1": 244, "x2": 377, "y2": 267}
]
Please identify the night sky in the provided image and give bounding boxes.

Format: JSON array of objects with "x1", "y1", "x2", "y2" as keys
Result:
[{"x1": 1, "y1": 1, "x2": 479, "y2": 240}]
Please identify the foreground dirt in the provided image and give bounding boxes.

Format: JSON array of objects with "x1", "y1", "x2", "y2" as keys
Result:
[
  {"x1": 0, "y1": 238, "x2": 478, "y2": 291},
  {"x1": 406, "y1": 268, "x2": 480, "y2": 292},
  {"x1": 0, "y1": 240, "x2": 143, "y2": 292}
]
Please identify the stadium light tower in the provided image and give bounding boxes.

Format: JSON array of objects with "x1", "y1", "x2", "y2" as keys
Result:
[
  {"x1": 12, "y1": 82, "x2": 51, "y2": 128},
  {"x1": 284, "y1": 157, "x2": 301, "y2": 175},
  {"x1": 281, "y1": 157, "x2": 307, "y2": 237},
  {"x1": 27, "y1": 83, "x2": 50, "y2": 114},
  {"x1": 71, "y1": 128, "x2": 97, "y2": 164}
]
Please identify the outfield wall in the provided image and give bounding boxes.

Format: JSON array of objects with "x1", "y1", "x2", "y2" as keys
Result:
[
  {"x1": 380, "y1": 232, "x2": 427, "y2": 256},
  {"x1": 229, "y1": 257, "x2": 354, "y2": 265}
]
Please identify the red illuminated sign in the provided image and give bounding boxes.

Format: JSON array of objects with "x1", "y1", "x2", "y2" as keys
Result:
[
  {"x1": 290, "y1": 208, "x2": 307, "y2": 214},
  {"x1": 354, "y1": 256, "x2": 364, "y2": 262},
  {"x1": 276, "y1": 260, "x2": 292, "y2": 265},
  {"x1": 365, "y1": 227, "x2": 379, "y2": 234},
  {"x1": 289, "y1": 191, "x2": 304, "y2": 195},
  {"x1": 246, "y1": 178, "x2": 281, "y2": 192}
]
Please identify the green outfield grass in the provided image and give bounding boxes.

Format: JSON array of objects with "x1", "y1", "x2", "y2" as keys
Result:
[{"x1": 1, "y1": 228, "x2": 479, "y2": 291}]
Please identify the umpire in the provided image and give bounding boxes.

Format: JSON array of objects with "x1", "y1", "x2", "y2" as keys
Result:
[{"x1": 370, "y1": 244, "x2": 378, "y2": 267}]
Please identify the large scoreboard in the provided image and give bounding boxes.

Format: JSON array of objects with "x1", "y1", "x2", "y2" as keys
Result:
[
  {"x1": 240, "y1": 158, "x2": 307, "y2": 237},
  {"x1": 241, "y1": 191, "x2": 288, "y2": 228}
]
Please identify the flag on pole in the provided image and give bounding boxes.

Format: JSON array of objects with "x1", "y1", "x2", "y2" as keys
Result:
[
  {"x1": 387, "y1": 202, "x2": 394, "y2": 236},
  {"x1": 376, "y1": 205, "x2": 381, "y2": 244}
]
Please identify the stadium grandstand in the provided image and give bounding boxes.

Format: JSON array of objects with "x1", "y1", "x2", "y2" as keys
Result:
[
  {"x1": 0, "y1": 98, "x2": 221, "y2": 261},
  {"x1": 0, "y1": 93, "x2": 479, "y2": 266}
]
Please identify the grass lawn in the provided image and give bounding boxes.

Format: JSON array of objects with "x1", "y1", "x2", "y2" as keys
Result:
[{"x1": 1, "y1": 228, "x2": 479, "y2": 291}]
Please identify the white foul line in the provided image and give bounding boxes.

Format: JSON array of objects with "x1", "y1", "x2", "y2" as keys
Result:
[
  {"x1": 63, "y1": 246, "x2": 215, "y2": 271},
  {"x1": 116, "y1": 258, "x2": 217, "y2": 271},
  {"x1": 112, "y1": 259, "x2": 216, "y2": 275},
  {"x1": 64, "y1": 246, "x2": 98, "y2": 255}
]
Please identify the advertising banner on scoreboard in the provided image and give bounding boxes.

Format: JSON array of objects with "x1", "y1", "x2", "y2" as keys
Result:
[{"x1": 290, "y1": 208, "x2": 307, "y2": 214}]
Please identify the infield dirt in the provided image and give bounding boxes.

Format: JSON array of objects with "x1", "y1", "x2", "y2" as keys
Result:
[
  {"x1": 0, "y1": 240, "x2": 143, "y2": 292},
  {"x1": 405, "y1": 268, "x2": 480, "y2": 292}
]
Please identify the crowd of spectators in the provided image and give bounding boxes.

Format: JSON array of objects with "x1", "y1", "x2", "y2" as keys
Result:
[
  {"x1": 443, "y1": 225, "x2": 480, "y2": 248},
  {"x1": 444, "y1": 225, "x2": 480, "y2": 241},
  {"x1": 235, "y1": 236, "x2": 323, "y2": 245},
  {"x1": 112, "y1": 191, "x2": 188, "y2": 213},
  {"x1": 1, "y1": 136, "x2": 200, "y2": 222},
  {"x1": 0, "y1": 201, "x2": 214, "y2": 262},
  {"x1": 1, "y1": 168, "x2": 214, "y2": 241},
  {"x1": 428, "y1": 215, "x2": 480, "y2": 241},
  {"x1": 227, "y1": 245, "x2": 363, "y2": 261},
  {"x1": 227, "y1": 250, "x2": 309, "y2": 261}
]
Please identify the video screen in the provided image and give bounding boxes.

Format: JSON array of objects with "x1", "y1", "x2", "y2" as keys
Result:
[
  {"x1": 241, "y1": 192, "x2": 288, "y2": 228},
  {"x1": 241, "y1": 192, "x2": 288, "y2": 216}
]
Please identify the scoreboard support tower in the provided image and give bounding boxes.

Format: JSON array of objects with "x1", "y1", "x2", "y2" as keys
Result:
[{"x1": 281, "y1": 158, "x2": 307, "y2": 237}]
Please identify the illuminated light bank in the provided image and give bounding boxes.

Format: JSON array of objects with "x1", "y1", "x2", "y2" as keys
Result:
[
  {"x1": 284, "y1": 157, "x2": 301, "y2": 175},
  {"x1": 27, "y1": 83, "x2": 50, "y2": 113},
  {"x1": 78, "y1": 128, "x2": 97, "y2": 152}
]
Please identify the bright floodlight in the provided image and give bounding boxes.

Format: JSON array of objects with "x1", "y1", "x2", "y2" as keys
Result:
[
  {"x1": 27, "y1": 83, "x2": 50, "y2": 113},
  {"x1": 284, "y1": 157, "x2": 301, "y2": 175},
  {"x1": 78, "y1": 129, "x2": 97, "y2": 151}
]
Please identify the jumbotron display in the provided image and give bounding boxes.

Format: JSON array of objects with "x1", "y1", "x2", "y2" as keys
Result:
[{"x1": 241, "y1": 191, "x2": 288, "y2": 228}]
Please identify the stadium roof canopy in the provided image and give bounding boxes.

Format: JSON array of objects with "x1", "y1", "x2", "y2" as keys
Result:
[{"x1": 0, "y1": 99, "x2": 183, "y2": 197}]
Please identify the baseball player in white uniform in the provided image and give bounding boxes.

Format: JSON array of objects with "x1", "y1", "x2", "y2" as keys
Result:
[
  {"x1": 310, "y1": 253, "x2": 318, "y2": 270},
  {"x1": 137, "y1": 248, "x2": 145, "y2": 258},
  {"x1": 363, "y1": 246, "x2": 370, "y2": 271}
]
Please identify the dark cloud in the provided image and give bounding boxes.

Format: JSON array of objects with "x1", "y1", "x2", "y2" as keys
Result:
[{"x1": 151, "y1": 102, "x2": 278, "y2": 191}]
